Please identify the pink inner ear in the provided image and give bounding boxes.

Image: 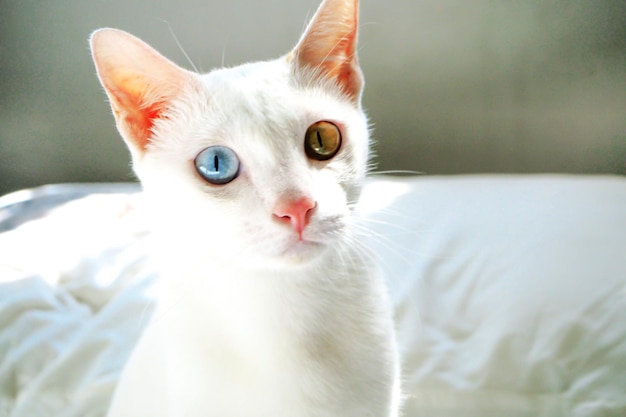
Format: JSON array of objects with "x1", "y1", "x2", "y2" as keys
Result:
[
  {"x1": 118, "y1": 99, "x2": 166, "y2": 151},
  {"x1": 106, "y1": 70, "x2": 171, "y2": 151},
  {"x1": 334, "y1": 59, "x2": 362, "y2": 100}
]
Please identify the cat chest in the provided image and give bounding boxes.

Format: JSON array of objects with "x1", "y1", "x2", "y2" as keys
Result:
[
  {"x1": 160, "y1": 332, "x2": 373, "y2": 416},
  {"x1": 152, "y1": 300, "x2": 384, "y2": 415}
]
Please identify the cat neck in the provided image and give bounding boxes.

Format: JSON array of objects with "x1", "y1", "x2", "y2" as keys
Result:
[{"x1": 151, "y1": 244, "x2": 379, "y2": 360}]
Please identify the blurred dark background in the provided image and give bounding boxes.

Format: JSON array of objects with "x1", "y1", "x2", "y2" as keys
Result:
[{"x1": 1, "y1": 0, "x2": 625, "y2": 196}]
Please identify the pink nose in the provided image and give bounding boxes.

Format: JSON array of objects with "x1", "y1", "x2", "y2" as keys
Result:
[{"x1": 273, "y1": 196, "x2": 316, "y2": 239}]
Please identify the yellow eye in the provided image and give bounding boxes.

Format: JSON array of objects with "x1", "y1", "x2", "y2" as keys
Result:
[{"x1": 304, "y1": 121, "x2": 342, "y2": 161}]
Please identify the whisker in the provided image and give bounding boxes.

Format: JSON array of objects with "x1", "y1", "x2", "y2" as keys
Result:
[
  {"x1": 369, "y1": 170, "x2": 427, "y2": 176},
  {"x1": 159, "y1": 19, "x2": 199, "y2": 73},
  {"x1": 221, "y1": 40, "x2": 228, "y2": 68}
]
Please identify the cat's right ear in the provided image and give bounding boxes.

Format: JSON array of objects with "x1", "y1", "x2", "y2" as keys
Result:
[
  {"x1": 90, "y1": 29, "x2": 195, "y2": 155},
  {"x1": 291, "y1": 0, "x2": 363, "y2": 102}
]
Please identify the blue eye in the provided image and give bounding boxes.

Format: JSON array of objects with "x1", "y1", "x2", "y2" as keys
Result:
[{"x1": 194, "y1": 146, "x2": 240, "y2": 185}]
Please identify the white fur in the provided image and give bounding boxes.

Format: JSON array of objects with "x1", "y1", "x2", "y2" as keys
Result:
[{"x1": 95, "y1": 1, "x2": 400, "y2": 416}]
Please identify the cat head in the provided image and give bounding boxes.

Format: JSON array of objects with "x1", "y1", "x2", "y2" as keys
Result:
[{"x1": 90, "y1": 0, "x2": 370, "y2": 269}]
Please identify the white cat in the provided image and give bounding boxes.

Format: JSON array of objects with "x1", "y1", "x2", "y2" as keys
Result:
[{"x1": 90, "y1": 0, "x2": 400, "y2": 415}]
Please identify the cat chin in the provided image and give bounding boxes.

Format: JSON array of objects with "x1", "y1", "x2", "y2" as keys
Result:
[
  {"x1": 231, "y1": 238, "x2": 331, "y2": 270},
  {"x1": 271, "y1": 240, "x2": 328, "y2": 266}
]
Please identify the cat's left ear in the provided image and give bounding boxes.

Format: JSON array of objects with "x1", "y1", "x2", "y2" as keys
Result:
[
  {"x1": 292, "y1": 0, "x2": 363, "y2": 102},
  {"x1": 90, "y1": 29, "x2": 196, "y2": 156}
]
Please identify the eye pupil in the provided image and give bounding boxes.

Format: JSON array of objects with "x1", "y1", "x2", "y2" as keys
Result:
[
  {"x1": 304, "y1": 121, "x2": 342, "y2": 161},
  {"x1": 195, "y1": 146, "x2": 240, "y2": 185}
]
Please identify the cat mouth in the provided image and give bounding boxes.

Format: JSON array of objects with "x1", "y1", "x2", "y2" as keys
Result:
[
  {"x1": 259, "y1": 217, "x2": 344, "y2": 265},
  {"x1": 274, "y1": 238, "x2": 327, "y2": 264}
]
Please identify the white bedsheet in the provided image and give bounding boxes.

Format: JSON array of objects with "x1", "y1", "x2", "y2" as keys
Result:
[
  {"x1": 0, "y1": 192, "x2": 155, "y2": 417},
  {"x1": 1, "y1": 175, "x2": 625, "y2": 417}
]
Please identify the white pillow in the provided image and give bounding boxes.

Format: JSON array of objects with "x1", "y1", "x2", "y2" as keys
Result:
[{"x1": 359, "y1": 175, "x2": 626, "y2": 417}]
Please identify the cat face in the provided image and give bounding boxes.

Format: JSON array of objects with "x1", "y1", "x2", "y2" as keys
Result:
[
  {"x1": 91, "y1": 0, "x2": 369, "y2": 268},
  {"x1": 139, "y1": 62, "x2": 369, "y2": 267}
]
